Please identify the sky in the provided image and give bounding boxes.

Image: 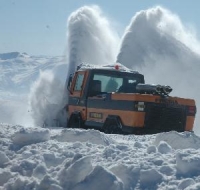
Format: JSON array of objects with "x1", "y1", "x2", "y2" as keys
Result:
[{"x1": 1, "y1": 0, "x2": 200, "y2": 56}]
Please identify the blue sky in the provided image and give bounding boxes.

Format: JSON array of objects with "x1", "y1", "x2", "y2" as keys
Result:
[{"x1": 1, "y1": 0, "x2": 200, "y2": 56}]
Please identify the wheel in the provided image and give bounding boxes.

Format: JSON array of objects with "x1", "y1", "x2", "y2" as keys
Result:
[
  {"x1": 67, "y1": 114, "x2": 82, "y2": 128},
  {"x1": 103, "y1": 119, "x2": 123, "y2": 134}
]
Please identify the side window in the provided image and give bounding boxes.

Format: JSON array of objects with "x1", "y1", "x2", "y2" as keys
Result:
[
  {"x1": 93, "y1": 74, "x2": 122, "y2": 93},
  {"x1": 74, "y1": 73, "x2": 84, "y2": 91}
]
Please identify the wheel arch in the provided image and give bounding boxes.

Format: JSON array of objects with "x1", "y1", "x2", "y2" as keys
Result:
[
  {"x1": 103, "y1": 115, "x2": 123, "y2": 134},
  {"x1": 67, "y1": 111, "x2": 84, "y2": 128},
  {"x1": 104, "y1": 115, "x2": 123, "y2": 127}
]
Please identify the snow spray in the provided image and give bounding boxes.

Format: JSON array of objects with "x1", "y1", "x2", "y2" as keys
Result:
[
  {"x1": 66, "y1": 5, "x2": 118, "y2": 73},
  {"x1": 117, "y1": 6, "x2": 200, "y2": 133},
  {"x1": 64, "y1": 5, "x2": 119, "y2": 102},
  {"x1": 30, "y1": 6, "x2": 119, "y2": 127},
  {"x1": 29, "y1": 70, "x2": 64, "y2": 126}
]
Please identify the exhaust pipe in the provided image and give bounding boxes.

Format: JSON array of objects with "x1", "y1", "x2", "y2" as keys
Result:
[
  {"x1": 136, "y1": 84, "x2": 162, "y2": 94},
  {"x1": 155, "y1": 85, "x2": 162, "y2": 94},
  {"x1": 163, "y1": 85, "x2": 172, "y2": 94},
  {"x1": 136, "y1": 84, "x2": 173, "y2": 95}
]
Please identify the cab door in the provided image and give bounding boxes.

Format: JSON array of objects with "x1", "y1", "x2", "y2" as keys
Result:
[
  {"x1": 68, "y1": 71, "x2": 88, "y2": 121},
  {"x1": 86, "y1": 94, "x2": 111, "y2": 128}
]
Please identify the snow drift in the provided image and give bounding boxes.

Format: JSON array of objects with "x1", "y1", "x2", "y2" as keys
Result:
[{"x1": 1, "y1": 124, "x2": 200, "y2": 189}]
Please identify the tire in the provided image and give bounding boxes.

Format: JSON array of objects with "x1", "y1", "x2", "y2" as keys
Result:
[
  {"x1": 68, "y1": 114, "x2": 83, "y2": 128},
  {"x1": 103, "y1": 119, "x2": 123, "y2": 134}
]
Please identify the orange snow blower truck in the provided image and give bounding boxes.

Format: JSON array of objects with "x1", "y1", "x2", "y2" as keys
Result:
[{"x1": 66, "y1": 64, "x2": 196, "y2": 134}]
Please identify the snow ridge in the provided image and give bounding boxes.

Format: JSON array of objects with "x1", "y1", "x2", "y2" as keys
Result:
[{"x1": 0, "y1": 52, "x2": 26, "y2": 60}]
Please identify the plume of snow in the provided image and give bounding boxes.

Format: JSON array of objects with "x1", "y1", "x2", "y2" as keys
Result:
[
  {"x1": 67, "y1": 5, "x2": 119, "y2": 73},
  {"x1": 63, "y1": 5, "x2": 119, "y2": 104},
  {"x1": 29, "y1": 70, "x2": 64, "y2": 126},
  {"x1": 29, "y1": 6, "x2": 119, "y2": 127},
  {"x1": 117, "y1": 6, "x2": 200, "y2": 133}
]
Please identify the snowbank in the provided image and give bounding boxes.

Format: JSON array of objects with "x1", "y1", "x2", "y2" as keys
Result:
[
  {"x1": 1, "y1": 124, "x2": 200, "y2": 189},
  {"x1": 11, "y1": 127, "x2": 50, "y2": 148},
  {"x1": 54, "y1": 128, "x2": 114, "y2": 145}
]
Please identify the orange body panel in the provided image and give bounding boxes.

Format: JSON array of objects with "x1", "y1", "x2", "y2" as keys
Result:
[
  {"x1": 185, "y1": 116, "x2": 195, "y2": 131},
  {"x1": 112, "y1": 93, "x2": 159, "y2": 102},
  {"x1": 86, "y1": 108, "x2": 145, "y2": 127},
  {"x1": 112, "y1": 93, "x2": 195, "y2": 106}
]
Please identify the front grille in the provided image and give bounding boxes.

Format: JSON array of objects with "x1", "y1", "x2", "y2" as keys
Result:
[{"x1": 145, "y1": 104, "x2": 186, "y2": 132}]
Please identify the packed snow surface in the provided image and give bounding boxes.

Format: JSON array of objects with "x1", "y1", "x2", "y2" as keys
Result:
[{"x1": 1, "y1": 124, "x2": 200, "y2": 189}]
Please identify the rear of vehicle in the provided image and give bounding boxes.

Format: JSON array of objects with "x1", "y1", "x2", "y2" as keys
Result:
[
  {"x1": 110, "y1": 93, "x2": 196, "y2": 134},
  {"x1": 143, "y1": 97, "x2": 196, "y2": 133}
]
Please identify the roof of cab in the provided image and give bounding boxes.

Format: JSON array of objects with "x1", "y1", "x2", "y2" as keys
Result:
[{"x1": 76, "y1": 63, "x2": 140, "y2": 74}]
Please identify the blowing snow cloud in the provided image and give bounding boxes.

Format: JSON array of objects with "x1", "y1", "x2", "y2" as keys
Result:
[
  {"x1": 29, "y1": 6, "x2": 119, "y2": 127},
  {"x1": 117, "y1": 6, "x2": 200, "y2": 132}
]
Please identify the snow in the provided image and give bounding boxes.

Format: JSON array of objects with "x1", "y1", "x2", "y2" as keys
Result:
[
  {"x1": 1, "y1": 125, "x2": 200, "y2": 189},
  {"x1": 0, "y1": 53, "x2": 64, "y2": 93},
  {"x1": 11, "y1": 127, "x2": 50, "y2": 148},
  {"x1": 157, "y1": 141, "x2": 172, "y2": 154},
  {"x1": 154, "y1": 131, "x2": 200, "y2": 149}
]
